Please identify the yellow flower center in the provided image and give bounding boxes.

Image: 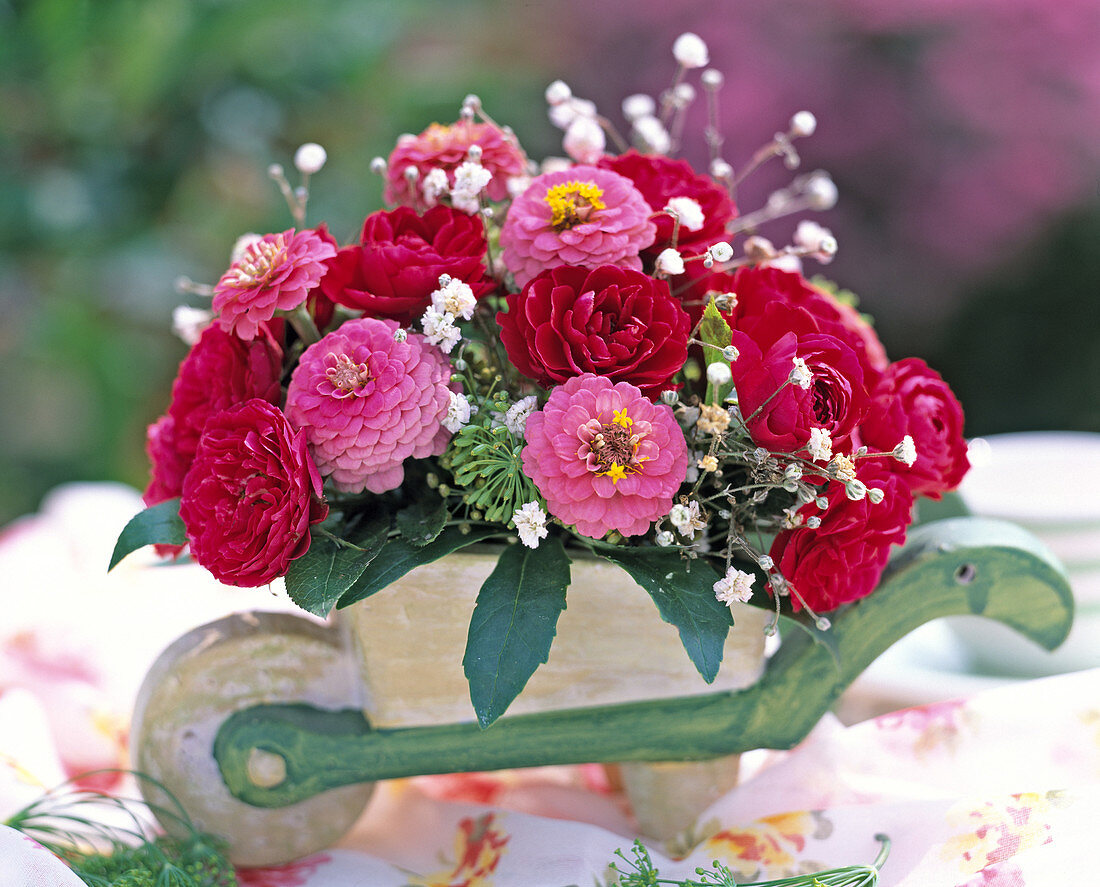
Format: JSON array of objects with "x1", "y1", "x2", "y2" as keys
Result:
[
  {"x1": 225, "y1": 234, "x2": 287, "y2": 288},
  {"x1": 590, "y1": 409, "x2": 645, "y2": 484},
  {"x1": 544, "y1": 181, "x2": 605, "y2": 229}
]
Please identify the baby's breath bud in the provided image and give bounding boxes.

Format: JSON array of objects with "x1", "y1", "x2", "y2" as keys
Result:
[
  {"x1": 656, "y1": 530, "x2": 675, "y2": 547},
  {"x1": 697, "y1": 454, "x2": 719, "y2": 473},
  {"x1": 893, "y1": 435, "x2": 918, "y2": 467},
  {"x1": 403, "y1": 164, "x2": 419, "y2": 183},
  {"x1": 816, "y1": 496, "x2": 829, "y2": 510},
  {"x1": 672, "y1": 32, "x2": 709, "y2": 68},
  {"x1": 844, "y1": 479, "x2": 868, "y2": 501},
  {"x1": 788, "y1": 357, "x2": 813, "y2": 389},
  {"x1": 545, "y1": 80, "x2": 572, "y2": 105},
  {"x1": 710, "y1": 158, "x2": 733, "y2": 180},
  {"x1": 743, "y1": 235, "x2": 778, "y2": 263},
  {"x1": 789, "y1": 110, "x2": 817, "y2": 138},
  {"x1": 784, "y1": 463, "x2": 803, "y2": 481},
  {"x1": 706, "y1": 361, "x2": 732, "y2": 386},
  {"x1": 701, "y1": 68, "x2": 723, "y2": 88},
  {"x1": 804, "y1": 171, "x2": 838, "y2": 210},
  {"x1": 660, "y1": 389, "x2": 679, "y2": 405},
  {"x1": 758, "y1": 555, "x2": 774, "y2": 571},
  {"x1": 563, "y1": 115, "x2": 606, "y2": 164},
  {"x1": 453, "y1": 358, "x2": 468, "y2": 371},
  {"x1": 868, "y1": 487, "x2": 885, "y2": 504},
  {"x1": 806, "y1": 516, "x2": 822, "y2": 529},
  {"x1": 267, "y1": 162, "x2": 284, "y2": 179},
  {"x1": 709, "y1": 241, "x2": 734, "y2": 263},
  {"x1": 466, "y1": 144, "x2": 483, "y2": 161},
  {"x1": 392, "y1": 328, "x2": 408, "y2": 343},
  {"x1": 672, "y1": 82, "x2": 696, "y2": 105},
  {"x1": 721, "y1": 344, "x2": 739, "y2": 362},
  {"x1": 463, "y1": 93, "x2": 482, "y2": 112},
  {"x1": 655, "y1": 247, "x2": 685, "y2": 276},
  {"x1": 622, "y1": 93, "x2": 656, "y2": 121},
  {"x1": 633, "y1": 115, "x2": 671, "y2": 154},
  {"x1": 370, "y1": 156, "x2": 387, "y2": 175},
  {"x1": 294, "y1": 142, "x2": 327, "y2": 175},
  {"x1": 753, "y1": 447, "x2": 770, "y2": 464}
]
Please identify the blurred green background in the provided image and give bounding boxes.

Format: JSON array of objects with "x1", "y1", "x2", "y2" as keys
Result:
[{"x1": 2, "y1": 0, "x2": 1098, "y2": 527}]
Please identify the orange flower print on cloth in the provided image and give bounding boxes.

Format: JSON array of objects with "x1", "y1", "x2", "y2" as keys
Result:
[
  {"x1": 941, "y1": 792, "x2": 1066, "y2": 883},
  {"x1": 704, "y1": 810, "x2": 831, "y2": 880},
  {"x1": 407, "y1": 813, "x2": 510, "y2": 887}
]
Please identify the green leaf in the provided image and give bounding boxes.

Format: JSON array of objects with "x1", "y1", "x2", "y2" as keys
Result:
[
  {"x1": 463, "y1": 537, "x2": 571, "y2": 728},
  {"x1": 395, "y1": 497, "x2": 448, "y2": 547},
  {"x1": 596, "y1": 547, "x2": 730, "y2": 683},
  {"x1": 700, "y1": 299, "x2": 734, "y2": 405},
  {"x1": 337, "y1": 525, "x2": 502, "y2": 609},
  {"x1": 699, "y1": 299, "x2": 733, "y2": 350},
  {"x1": 108, "y1": 499, "x2": 186, "y2": 570},
  {"x1": 284, "y1": 515, "x2": 390, "y2": 617}
]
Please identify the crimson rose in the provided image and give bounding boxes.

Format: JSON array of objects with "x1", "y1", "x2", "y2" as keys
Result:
[
  {"x1": 320, "y1": 205, "x2": 494, "y2": 324},
  {"x1": 725, "y1": 266, "x2": 888, "y2": 383},
  {"x1": 769, "y1": 462, "x2": 913, "y2": 612},
  {"x1": 599, "y1": 150, "x2": 737, "y2": 257},
  {"x1": 860, "y1": 358, "x2": 970, "y2": 498},
  {"x1": 179, "y1": 399, "x2": 327, "y2": 587},
  {"x1": 144, "y1": 324, "x2": 283, "y2": 508},
  {"x1": 497, "y1": 264, "x2": 691, "y2": 397},
  {"x1": 729, "y1": 300, "x2": 870, "y2": 455}
]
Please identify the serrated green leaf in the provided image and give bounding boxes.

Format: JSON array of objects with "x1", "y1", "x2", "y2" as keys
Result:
[
  {"x1": 596, "y1": 547, "x2": 730, "y2": 682},
  {"x1": 700, "y1": 299, "x2": 734, "y2": 405},
  {"x1": 463, "y1": 537, "x2": 571, "y2": 728},
  {"x1": 284, "y1": 515, "x2": 390, "y2": 617},
  {"x1": 108, "y1": 499, "x2": 186, "y2": 570},
  {"x1": 337, "y1": 525, "x2": 502, "y2": 609},
  {"x1": 396, "y1": 497, "x2": 448, "y2": 547},
  {"x1": 699, "y1": 299, "x2": 733, "y2": 350}
]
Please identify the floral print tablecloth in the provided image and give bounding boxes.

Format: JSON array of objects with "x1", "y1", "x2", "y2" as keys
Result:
[{"x1": 2, "y1": 484, "x2": 1098, "y2": 886}]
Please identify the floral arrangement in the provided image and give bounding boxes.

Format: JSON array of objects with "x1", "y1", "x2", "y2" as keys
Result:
[{"x1": 115, "y1": 33, "x2": 970, "y2": 727}]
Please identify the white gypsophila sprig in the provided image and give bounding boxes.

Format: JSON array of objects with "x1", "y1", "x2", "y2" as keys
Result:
[
  {"x1": 669, "y1": 500, "x2": 707, "y2": 537},
  {"x1": 563, "y1": 115, "x2": 606, "y2": 164},
  {"x1": 806, "y1": 427, "x2": 833, "y2": 463},
  {"x1": 893, "y1": 435, "x2": 918, "y2": 467},
  {"x1": 654, "y1": 247, "x2": 685, "y2": 277},
  {"x1": 789, "y1": 357, "x2": 813, "y2": 389},
  {"x1": 293, "y1": 142, "x2": 327, "y2": 175},
  {"x1": 714, "y1": 567, "x2": 755, "y2": 606},
  {"x1": 421, "y1": 167, "x2": 450, "y2": 208},
  {"x1": 512, "y1": 501, "x2": 549, "y2": 549},
  {"x1": 431, "y1": 276, "x2": 477, "y2": 320},
  {"x1": 672, "y1": 32, "x2": 709, "y2": 69},
  {"x1": 504, "y1": 396, "x2": 539, "y2": 436},
  {"x1": 664, "y1": 196, "x2": 704, "y2": 232},
  {"x1": 421, "y1": 306, "x2": 462, "y2": 353},
  {"x1": 450, "y1": 160, "x2": 492, "y2": 214},
  {"x1": 443, "y1": 391, "x2": 473, "y2": 433}
]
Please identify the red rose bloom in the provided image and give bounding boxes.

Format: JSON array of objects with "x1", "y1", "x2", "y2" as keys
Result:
[
  {"x1": 860, "y1": 358, "x2": 970, "y2": 499},
  {"x1": 725, "y1": 266, "x2": 889, "y2": 382},
  {"x1": 320, "y1": 205, "x2": 494, "y2": 324},
  {"x1": 497, "y1": 264, "x2": 691, "y2": 398},
  {"x1": 729, "y1": 300, "x2": 870, "y2": 455},
  {"x1": 769, "y1": 462, "x2": 913, "y2": 613},
  {"x1": 599, "y1": 150, "x2": 736, "y2": 257},
  {"x1": 179, "y1": 399, "x2": 327, "y2": 587},
  {"x1": 144, "y1": 325, "x2": 284, "y2": 507},
  {"x1": 385, "y1": 120, "x2": 528, "y2": 210}
]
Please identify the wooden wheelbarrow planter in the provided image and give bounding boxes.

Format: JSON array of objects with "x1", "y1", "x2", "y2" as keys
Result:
[{"x1": 131, "y1": 517, "x2": 1074, "y2": 866}]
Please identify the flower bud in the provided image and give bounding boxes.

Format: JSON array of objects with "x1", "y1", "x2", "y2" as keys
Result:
[
  {"x1": 789, "y1": 110, "x2": 817, "y2": 138},
  {"x1": 804, "y1": 172, "x2": 838, "y2": 210},
  {"x1": 709, "y1": 241, "x2": 734, "y2": 263},
  {"x1": 563, "y1": 115, "x2": 606, "y2": 164},
  {"x1": 545, "y1": 80, "x2": 572, "y2": 105},
  {"x1": 622, "y1": 93, "x2": 656, "y2": 121},
  {"x1": 701, "y1": 68, "x2": 723, "y2": 88},
  {"x1": 672, "y1": 32, "x2": 709, "y2": 68},
  {"x1": 721, "y1": 344, "x2": 739, "y2": 362},
  {"x1": 706, "y1": 361, "x2": 732, "y2": 386},
  {"x1": 293, "y1": 142, "x2": 327, "y2": 175}
]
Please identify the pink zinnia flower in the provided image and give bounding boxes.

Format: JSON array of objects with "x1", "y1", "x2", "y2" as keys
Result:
[
  {"x1": 285, "y1": 317, "x2": 452, "y2": 494},
  {"x1": 521, "y1": 374, "x2": 687, "y2": 538},
  {"x1": 385, "y1": 120, "x2": 528, "y2": 210},
  {"x1": 213, "y1": 228, "x2": 336, "y2": 340},
  {"x1": 500, "y1": 166, "x2": 657, "y2": 288}
]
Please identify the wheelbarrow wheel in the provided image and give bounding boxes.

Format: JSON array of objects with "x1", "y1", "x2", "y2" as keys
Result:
[{"x1": 130, "y1": 611, "x2": 374, "y2": 867}]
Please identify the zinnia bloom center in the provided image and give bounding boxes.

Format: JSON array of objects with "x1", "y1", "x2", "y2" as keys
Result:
[
  {"x1": 224, "y1": 235, "x2": 288, "y2": 288},
  {"x1": 585, "y1": 410, "x2": 645, "y2": 484},
  {"x1": 326, "y1": 353, "x2": 372, "y2": 396},
  {"x1": 544, "y1": 181, "x2": 606, "y2": 229}
]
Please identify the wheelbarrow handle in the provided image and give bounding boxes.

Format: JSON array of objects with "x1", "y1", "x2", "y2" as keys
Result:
[{"x1": 214, "y1": 517, "x2": 1073, "y2": 808}]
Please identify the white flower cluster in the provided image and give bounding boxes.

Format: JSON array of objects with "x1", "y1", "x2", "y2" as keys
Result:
[
  {"x1": 545, "y1": 80, "x2": 606, "y2": 164},
  {"x1": 512, "y1": 501, "x2": 549, "y2": 549},
  {"x1": 422, "y1": 275, "x2": 477, "y2": 353},
  {"x1": 420, "y1": 155, "x2": 492, "y2": 214},
  {"x1": 713, "y1": 566, "x2": 755, "y2": 607}
]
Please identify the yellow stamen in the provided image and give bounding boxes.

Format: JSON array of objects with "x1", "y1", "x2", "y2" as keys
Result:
[
  {"x1": 612, "y1": 408, "x2": 633, "y2": 429},
  {"x1": 603, "y1": 463, "x2": 628, "y2": 484},
  {"x1": 544, "y1": 180, "x2": 605, "y2": 229}
]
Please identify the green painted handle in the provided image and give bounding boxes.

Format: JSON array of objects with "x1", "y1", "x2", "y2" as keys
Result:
[{"x1": 214, "y1": 517, "x2": 1073, "y2": 807}]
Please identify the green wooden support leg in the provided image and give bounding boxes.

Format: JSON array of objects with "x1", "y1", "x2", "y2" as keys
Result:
[{"x1": 214, "y1": 517, "x2": 1074, "y2": 808}]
